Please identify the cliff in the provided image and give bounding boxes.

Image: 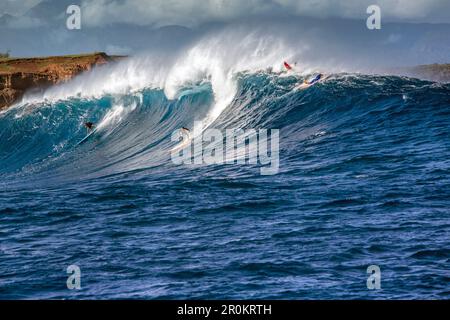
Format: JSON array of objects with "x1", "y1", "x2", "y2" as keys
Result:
[
  {"x1": 389, "y1": 63, "x2": 450, "y2": 83},
  {"x1": 0, "y1": 52, "x2": 125, "y2": 110},
  {"x1": 404, "y1": 64, "x2": 450, "y2": 83}
]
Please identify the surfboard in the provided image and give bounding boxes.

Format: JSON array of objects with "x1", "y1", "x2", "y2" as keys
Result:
[
  {"x1": 297, "y1": 74, "x2": 328, "y2": 90},
  {"x1": 170, "y1": 129, "x2": 192, "y2": 153},
  {"x1": 298, "y1": 82, "x2": 313, "y2": 90},
  {"x1": 77, "y1": 128, "x2": 98, "y2": 146},
  {"x1": 284, "y1": 61, "x2": 293, "y2": 71},
  {"x1": 170, "y1": 137, "x2": 192, "y2": 153}
]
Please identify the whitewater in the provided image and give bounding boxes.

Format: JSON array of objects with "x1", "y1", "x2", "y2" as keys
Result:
[{"x1": 0, "y1": 26, "x2": 449, "y2": 299}]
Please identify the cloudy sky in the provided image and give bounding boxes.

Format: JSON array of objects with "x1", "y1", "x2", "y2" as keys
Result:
[
  {"x1": 1, "y1": 0, "x2": 449, "y2": 67},
  {"x1": 1, "y1": 0, "x2": 450, "y2": 27},
  {"x1": 80, "y1": 0, "x2": 450, "y2": 26}
]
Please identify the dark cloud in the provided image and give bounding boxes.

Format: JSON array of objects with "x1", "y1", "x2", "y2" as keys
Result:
[{"x1": 2, "y1": 0, "x2": 450, "y2": 28}]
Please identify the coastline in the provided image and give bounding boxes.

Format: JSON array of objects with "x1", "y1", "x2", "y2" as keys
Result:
[
  {"x1": 389, "y1": 64, "x2": 450, "y2": 83},
  {"x1": 0, "y1": 52, "x2": 125, "y2": 110}
]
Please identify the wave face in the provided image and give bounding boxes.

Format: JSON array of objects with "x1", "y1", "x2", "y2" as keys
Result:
[{"x1": 1, "y1": 57, "x2": 450, "y2": 298}]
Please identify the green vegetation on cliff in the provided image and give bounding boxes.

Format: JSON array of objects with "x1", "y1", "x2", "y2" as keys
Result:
[
  {"x1": 0, "y1": 52, "x2": 124, "y2": 74},
  {"x1": 0, "y1": 52, "x2": 125, "y2": 110}
]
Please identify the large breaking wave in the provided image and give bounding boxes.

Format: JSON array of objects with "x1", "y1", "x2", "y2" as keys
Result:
[{"x1": 1, "y1": 24, "x2": 450, "y2": 299}]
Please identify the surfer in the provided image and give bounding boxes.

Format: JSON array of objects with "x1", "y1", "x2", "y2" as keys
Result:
[
  {"x1": 266, "y1": 61, "x2": 297, "y2": 75},
  {"x1": 304, "y1": 73, "x2": 323, "y2": 85},
  {"x1": 180, "y1": 127, "x2": 191, "y2": 141},
  {"x1": 84, "y1": 122, "x2": 95, "y2": 134},
  {"x1": 284, "y1": 61, "x2": 293, "y2": 71},
  {"x1": 77, "y1": 122, "x2": 97, "y2": 146},
  {"x1": 283, "y1": 61, "x2": 297, "y2": 73}
]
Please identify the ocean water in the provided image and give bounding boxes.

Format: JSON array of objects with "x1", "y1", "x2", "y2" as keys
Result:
[{"x1": 0, "y1": 70, "x2": 449, "y2": 299}]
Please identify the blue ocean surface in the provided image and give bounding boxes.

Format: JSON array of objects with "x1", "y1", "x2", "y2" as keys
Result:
[{"x1": 0, "y1": 73, "x2": 449, "y2": 299}]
